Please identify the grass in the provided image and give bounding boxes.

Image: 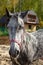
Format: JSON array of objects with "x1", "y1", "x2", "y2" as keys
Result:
[
  {"x1": 0, "y1": 31, "x2": 8, "y2": 36},
  {"x1": 0, "y1": 27, "x2": 8, "y2": 36}
]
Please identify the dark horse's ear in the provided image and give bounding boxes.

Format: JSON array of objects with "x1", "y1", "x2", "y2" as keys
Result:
[{"x1": 5, "y1": 8, "x2": 10, "y2": 17}]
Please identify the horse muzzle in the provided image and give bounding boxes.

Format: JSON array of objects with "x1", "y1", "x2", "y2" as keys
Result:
[{"x1": 9, "y1": 48, "x2": 19, "y2": 58}]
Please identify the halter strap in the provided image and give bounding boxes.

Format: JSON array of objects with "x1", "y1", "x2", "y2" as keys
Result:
[
  {"x1": 9, "y1": 39, "x2": 22, "y2": 48},
  {"x1": 9, "y1": 32, "x2": 24, "y2": 48}
]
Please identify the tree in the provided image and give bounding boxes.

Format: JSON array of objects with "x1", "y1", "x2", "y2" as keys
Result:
[
  {"x1": 0, "y1": 0, "x2": 13, "y2": 17},
  {"x1": 15, "y1": 0, "x2": 43, "y2": 21}
]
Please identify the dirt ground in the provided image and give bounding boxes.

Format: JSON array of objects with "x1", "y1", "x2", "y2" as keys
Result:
[
  {"x1": 0, "y1": 36, "x2": 10, "y2": 45},
  {"x1": 0, "y1": 36, "x2": 11, "y2": 65},
  {"x1": 0, "y1": 36, "x2": 43, "y2": 65},
  {"x1": 0, "y1": 45, "x2": 12, "y2": 65}
]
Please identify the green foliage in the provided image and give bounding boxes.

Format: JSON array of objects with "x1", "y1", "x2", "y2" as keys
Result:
[
  {"x1": 0, "y1": 0, "x2": 13, "y2": 17},
  {"x1": 0, "y1": 31, "x2": 8, "y2": 36},
  {"x1": 0, "y1": 27, "x2": 8, "y2": 36},
  {"x1": 0, "y1": 0, "x2": 43, "y2": 21},
  {"x1": 15, "y1": 0, "x2": 43, "y2": 21}
]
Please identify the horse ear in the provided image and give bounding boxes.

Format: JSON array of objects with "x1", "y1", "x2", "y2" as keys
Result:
[{"x1": 5, "y1": 8, "x2": 10, "y2": 17}]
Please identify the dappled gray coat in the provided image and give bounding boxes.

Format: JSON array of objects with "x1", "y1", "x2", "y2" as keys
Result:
[
  {"x1": 32, "y1": 29, "x2": 43, "y2": 59},
  {"x1": 16, "y1": 29, "x2": 43, "y2": 65}
]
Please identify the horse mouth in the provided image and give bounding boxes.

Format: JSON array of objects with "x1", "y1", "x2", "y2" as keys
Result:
[{"x1": 9, "y1": 49, "x2": 19, "y2": 58}]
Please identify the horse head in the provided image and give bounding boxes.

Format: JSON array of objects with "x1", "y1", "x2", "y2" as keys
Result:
[
  {"x1": 6, "y1": 9, "x2": 39, "y2": 65},
  {"x1": 6, "y1": 9, "x2": 25, "y2": 58}
]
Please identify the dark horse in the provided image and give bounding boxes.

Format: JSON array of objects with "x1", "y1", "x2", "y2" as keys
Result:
[{"x1": 6, "y1": 10, "x2": 43, "y2": 65}]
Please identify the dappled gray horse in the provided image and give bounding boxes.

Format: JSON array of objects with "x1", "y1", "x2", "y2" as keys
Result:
[{"x1": 6, "y1": 10, "x2": 43, "y2": 65}]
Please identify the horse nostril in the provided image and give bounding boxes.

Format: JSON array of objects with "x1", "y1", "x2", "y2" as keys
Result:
[{"x1": 16, "y1": 50, "x2": 19, "y2": 55}]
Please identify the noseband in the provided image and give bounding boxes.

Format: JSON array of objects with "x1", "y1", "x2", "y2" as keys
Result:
[
  {"x1": 9, "y1": 31, "x2": 26, "y2": 65},
  {"x1": 9, "y1": 34, "x2": 24, "y2": 48},
  {"x1": 10, "y1": 39, "x2": 22, "y2": 48}
]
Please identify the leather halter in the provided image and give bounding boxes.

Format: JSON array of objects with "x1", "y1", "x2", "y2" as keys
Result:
[
  {"x1": 10, "y1": 39, "x2": 22, "y2": 48},
  {"x1": 9, "y1": 33, "x2": 24, "y2": 48}
]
